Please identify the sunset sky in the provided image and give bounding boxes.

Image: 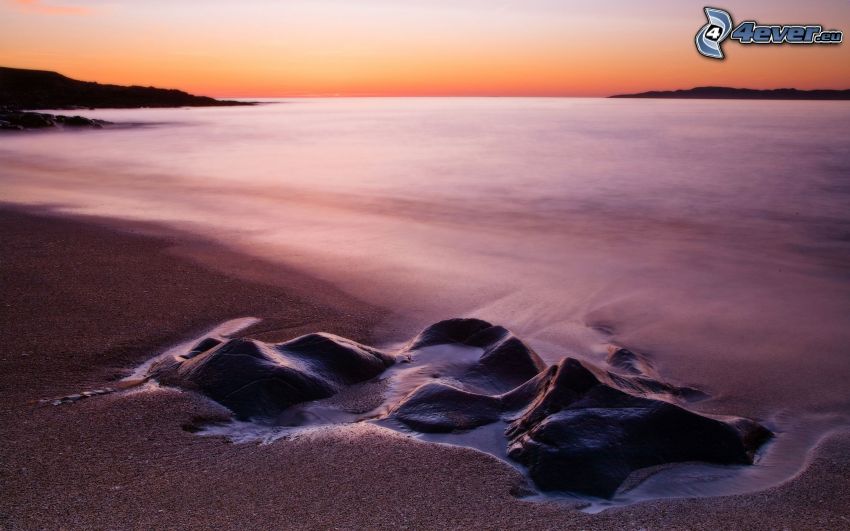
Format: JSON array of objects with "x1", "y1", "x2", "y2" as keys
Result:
[{"x1": 1, "y1": 0, "x2": 848, "y2": 97}]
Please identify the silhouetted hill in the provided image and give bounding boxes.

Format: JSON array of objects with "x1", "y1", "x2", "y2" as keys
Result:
[
  {"x1": 610, "y1": 86, "x2": 850, "y2": 100},
  {"x1": 0, "y1": 66, "x2": 254, "y2": 109}
]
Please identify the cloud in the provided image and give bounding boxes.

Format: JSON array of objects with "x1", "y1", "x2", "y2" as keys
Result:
[{"x1": 10, "y1": 0, "x2": 91, "y2": 15}]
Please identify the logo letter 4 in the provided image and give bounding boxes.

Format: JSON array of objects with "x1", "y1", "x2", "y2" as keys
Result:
[{"x1": 696, "y1": 7, "x2": 734, "y2": 59}]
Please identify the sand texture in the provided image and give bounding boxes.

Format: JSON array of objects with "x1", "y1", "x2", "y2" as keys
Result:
[{"x1": 1, "y1": 208, "x2": 849, "y2": 530}]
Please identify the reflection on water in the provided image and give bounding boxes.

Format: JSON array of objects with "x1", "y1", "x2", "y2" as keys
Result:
[{"x1": 2, "y1": 98, "x2": 850, "y2": 497}]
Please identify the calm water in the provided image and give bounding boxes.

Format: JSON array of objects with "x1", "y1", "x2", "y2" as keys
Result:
[{"x1": 2, "y1": 98, "x2": 850, "y2": 499}]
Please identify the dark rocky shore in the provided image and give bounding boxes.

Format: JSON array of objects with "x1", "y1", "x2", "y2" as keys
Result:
[
  {"x1": 0, "y1": 66, "x2": 254, "y2": 110},
  {"x1": 0, "y1": 110, "x2": 110, "y2": 130},
  {"x1": 0, "y1": 66, "x2": 256, "y2": 131},
  {"x1": 610, "y1": 86, "x2": 850, "y2": 100},
  {"x1": 144, "y1": 317, "x2": 772, "y2": 499}
]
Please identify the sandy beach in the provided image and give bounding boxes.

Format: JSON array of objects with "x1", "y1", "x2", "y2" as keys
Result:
[
  {"x1": 3, "y1": 0, "x2": 850, "y2": 525},
  {"x1": 1, "y1": 207, "x2": 848, "y2": 530}
]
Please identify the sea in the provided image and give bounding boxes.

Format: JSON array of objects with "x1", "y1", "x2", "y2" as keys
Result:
[{"x1": 2, "y1": 97, "x2": 849, "y2": 505}]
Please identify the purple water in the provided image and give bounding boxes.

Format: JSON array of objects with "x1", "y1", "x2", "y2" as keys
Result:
[{"x1": 3, "y1": 98, "x2": 850, "y2": 501}]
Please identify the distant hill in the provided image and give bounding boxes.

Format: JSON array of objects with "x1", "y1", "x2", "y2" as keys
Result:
[
  {"x1": 610, "y1": 86, "x2": 850, "y2": 100},
  {"x1": 0, "y1": 67, "x2": 254, "y2": 109}
]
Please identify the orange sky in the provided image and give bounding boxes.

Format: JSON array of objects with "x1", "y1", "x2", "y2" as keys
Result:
[{"x1": 1, "y1": 0, "x2": 848, "y2": 97}]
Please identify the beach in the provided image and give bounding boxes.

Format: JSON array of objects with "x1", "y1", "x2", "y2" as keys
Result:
[
  {"x1": 1, "y1": 207, "x2": 849, "y2": 529},
  {"x1": 3, "y1": 0, "x2": 850, "y2": 525},
  {"x1": 2, "y1": 96, "x2": 850, "y2": 530}
]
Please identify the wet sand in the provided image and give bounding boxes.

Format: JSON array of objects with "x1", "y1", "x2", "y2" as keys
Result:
[{"x1": 1, "y1": 207, "x2": 849, "y2": 530}]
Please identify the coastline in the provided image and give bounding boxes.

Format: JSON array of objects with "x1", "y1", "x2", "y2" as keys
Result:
[{"x1": 2, "y1": 206, "x2": 849, "y2": 529}]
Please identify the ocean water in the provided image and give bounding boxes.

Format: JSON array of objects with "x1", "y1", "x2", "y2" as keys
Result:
[{"x1": 2, "y1": 98, "x2": 850, "y2": 499}]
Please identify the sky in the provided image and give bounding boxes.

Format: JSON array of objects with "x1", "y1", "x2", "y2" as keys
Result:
[{"x1": 1, "y1": 0, "x2": 849, "y2": 97}]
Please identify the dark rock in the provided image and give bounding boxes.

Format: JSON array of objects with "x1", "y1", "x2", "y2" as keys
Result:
[
  {"x1": 151, "y1": 333, "x2": 393, "y2": 419},
  {"x1": 500, "y1": 365, "x2": 558, "y2": 410},
  {"x1": 146, "y1": 318, "x2": 772, "y2": 498},
  {"x1": 606, "y1": 371, "x2": 709, "y2": 402},
  {"x1": 406, "y1": 318, "x2": 494, "y2": 349},
  {"x1": 391, "y1": 383, "x2": 502, "y2": 432},
  {"x1": 728, "y1": 417, "x2": 775, "y2": 461},
  {"x1": 406, "y1": 319, "x2": 546, "y2": 393},
  {"x1": 54, "y1": 114, "x2": 105, "y2": 127},
  {"x1": 182, "y1": 337, "x2": 222, "y2": 360},
  {"x1": 505, "y1": 357, "x2": 772, "y2": 498},
  {"x1": 605, "y1": 347, "x2": 708, "y2": 402},
  {"x1": 606, "y1": 346, "x2": 652, "y2": 375},
  {"x1": 388, "y1": 320, "x2": 550, "y2": 432},
  {"x1": 4, "y1": 111, "x2": 55, "y2": 128},
  {"x1": 505, "y1": 358, "x2": 602, "y2": 438},
  {"x1": 0, "y1": 120, "x2": 23, "y2": 130},
  {"x1": 474, "y1": 333, "x2": 547, "y2": 391},
  {"x1": 0, "y1": 110, "x2": 110, "y2": 130}
]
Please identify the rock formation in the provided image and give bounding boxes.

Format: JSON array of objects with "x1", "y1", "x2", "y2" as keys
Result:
[{"x1": 145, "y1": 318, "x2": 772, "y2": 498}]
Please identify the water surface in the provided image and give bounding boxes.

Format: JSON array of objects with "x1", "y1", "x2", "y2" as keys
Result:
[{"x1": 3, "y1": 98, "x2": 850, "y2": 498}]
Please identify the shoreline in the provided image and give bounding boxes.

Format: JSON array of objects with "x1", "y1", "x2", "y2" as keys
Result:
[
  {"x1": 0, "y1": 203, "x2": 411, "y2": 346},
  {"x1": 2, "y1": 206, "x2": 850, "y2": 529}
]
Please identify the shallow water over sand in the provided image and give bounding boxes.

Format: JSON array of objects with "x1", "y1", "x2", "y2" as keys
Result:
[{"x1": 3, "y1": 98, "x2": 850, "y2": 494}]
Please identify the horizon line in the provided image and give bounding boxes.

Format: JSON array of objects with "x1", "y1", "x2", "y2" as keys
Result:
[{"x1": 4, "y1": 64, "x2": 849, "y2": 100}]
